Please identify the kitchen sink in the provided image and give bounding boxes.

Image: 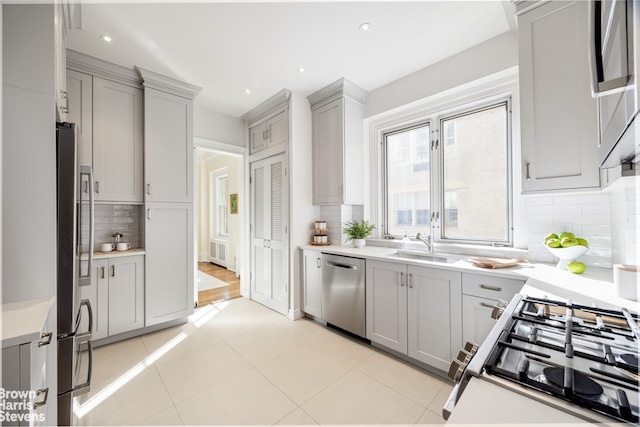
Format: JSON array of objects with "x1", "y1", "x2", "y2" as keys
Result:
[{"x1": 391, "y1": 250, "x2": 459, "y2": 264}]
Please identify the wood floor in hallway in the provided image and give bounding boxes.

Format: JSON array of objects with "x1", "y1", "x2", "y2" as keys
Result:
[{"x1": 197, "y1": 262, "x2": 241, "y2": 306}]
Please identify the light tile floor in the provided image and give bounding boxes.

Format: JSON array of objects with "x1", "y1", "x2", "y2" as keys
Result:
[{"x1": 74, "y1": 297, "x2": 452, "y2": 426}]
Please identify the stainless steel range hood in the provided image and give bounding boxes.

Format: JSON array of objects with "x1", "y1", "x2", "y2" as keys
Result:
[{"x1": 600, "y1": 112, "x2": 639, "y2": 168}]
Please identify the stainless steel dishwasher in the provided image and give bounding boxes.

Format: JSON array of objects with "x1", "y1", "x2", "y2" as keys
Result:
[{"x1": 321, "y1": 253, "x2": 366, "y2": 338}]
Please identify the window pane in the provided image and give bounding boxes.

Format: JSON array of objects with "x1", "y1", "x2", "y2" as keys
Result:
[
  {"x1": 385, "y1": 124, "x2": 430, "y2": 235},
  {"x1": 441, "y1": 104, "x2": 508, "y2": 242},
  {"x1": 217, "y1": 175, "x2": 229, "y2": 236}
]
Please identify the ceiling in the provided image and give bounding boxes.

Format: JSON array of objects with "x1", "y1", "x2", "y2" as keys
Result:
[{"x1": 66, "y1": 1, "x2": 516, "y2": 118}]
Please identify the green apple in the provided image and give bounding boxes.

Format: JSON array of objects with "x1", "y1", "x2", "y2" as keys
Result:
[
  {"x1": 544, "y1": 233, "x2": 558, "y2": 244},
  {"x1": 567, "y1": 261, "x2": 586, "y2": 274},
  {"x1": 577, "y1": 238, "x2": 589, "y2": 247},
  {"x1": 559, "y1": 232, "x2": 575, "y2": 240},
  {"x1": 560, "y1": 237, "x2": 579, "y2": 247},
  {"x1": 546, "y1": 238, "x2": 561, "y2": 248}
]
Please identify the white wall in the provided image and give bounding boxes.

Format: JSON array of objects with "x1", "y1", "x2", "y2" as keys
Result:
[
  {"x1": 3, "y1": 4, "x2": 57, "y2": 303},
  {"x1": 194, "y1": 104, "x2": 245, "y2": 148},
  {"x1": 364, "y1": 31, "x2": 518, "y2": 119}
]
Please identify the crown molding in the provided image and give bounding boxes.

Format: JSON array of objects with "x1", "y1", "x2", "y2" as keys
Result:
[
  {"x1": 135, "y1": 66, "x2": 202, "y2": 100},
  {"x1": 241, "y1": 89, "x2": 291, "y2": 125},
  {"x1": 307, "y1": 78, "x2": 368, "y2": 109},
  {"x1": 66, "y1": 49, "x2": 141, "y2": 88}
]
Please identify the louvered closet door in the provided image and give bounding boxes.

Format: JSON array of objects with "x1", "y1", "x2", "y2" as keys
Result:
[{"x1": 250, "y1": 154, "x2": 288, "y2": 315}]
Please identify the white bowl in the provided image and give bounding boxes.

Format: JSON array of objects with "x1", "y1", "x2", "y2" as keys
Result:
[{"x1": 545, "y1": 245, "x2": 588, "y2": 268}]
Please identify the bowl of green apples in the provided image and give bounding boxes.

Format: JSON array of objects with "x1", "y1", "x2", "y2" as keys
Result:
[{"x1": 543, "y1": 232, "x2": 589, "y2": 272}]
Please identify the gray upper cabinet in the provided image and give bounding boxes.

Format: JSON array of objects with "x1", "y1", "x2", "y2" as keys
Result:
[
  {"x1": 518, "y1": 1, "x2": 600, "y2": 192},
  {"x1": 136, "y1": 66, "x2": 201, "y2": 204},
  {"x1": 308, "y1": 78, "x2": 368, "y2": 205},
  {"x1": 92, "y1": 77, "x2": 144, "y2": 202},
  {"x1": 66, "y1": 70, "x2": 93, "y2": 169},
  {"x1": 249, "y1": 110, "x2": 288, "y2": 155},
  {"x1": 142, "y1": 86, "x2": 195, "y2": 203}
]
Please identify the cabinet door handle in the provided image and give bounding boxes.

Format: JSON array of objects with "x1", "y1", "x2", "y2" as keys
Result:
[
  {"x1": 95, "y1": 181, "x2": 100, "y2": 194},
  {"x1": 111, "y1": 265, "x2": 115, "y2": 277},
  {"x1": 479, "y1": 284, "x2": 502, "y2": 292},
  {"x1": 525, "y1": 162, "x2": 531, "y2": 180},
  {"x1": 147, "y1": 209, "x2": 152, "y2": 220},
  {"x1": 399, "y1": 272, "x2": 405, "y2": 287},
  {"x1": 480, "y1": 302, "x2": 495, "y2": 308},
  {"x1": 60, "y1": 90, "x2": 69, "y2": 114},
  {"x1": 83, "y1": 180, "x2": 89, "y2": 194},
  {"x1": 408, "y1": 273, "x2": 414, "y2": 288},
  {"x1": 101, "y1": 266, "x2": 105, "y2": 279},
  {"x1": 38, "y1": 332, "x2": 53, "y2": 347},
  {"x1": 147, "y1": 183, "x2": 151, "y2": 195},
  {"x1": 265, "y1": 129, "x2": 270, "y2": 140},
  {"x1": 33, "y1": 387, "x2": 49, "y2": 409},
  {"x1": 316, "y1": 258, "x2": 321, "y2": 268}
]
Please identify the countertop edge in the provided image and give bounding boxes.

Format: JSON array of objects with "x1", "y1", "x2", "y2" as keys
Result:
[
  {"x1": 2, "y1": 296, "x2": 54, "y2": 349},
  {"x1": 298, "y1": 244, "x2": 636, "y2": 313}
]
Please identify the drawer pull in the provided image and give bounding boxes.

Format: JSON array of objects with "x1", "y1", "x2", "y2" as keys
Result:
[
  {"x1": 479, "y1": 284, "x2": 502, "y2": 292},
  {"x1": 34, "y1": 387, "x2": 49, "y2": 409},
  {"x1": 38, "y1": 332, "x2": 53, "y2": 347},
  {"x1": 480, "y1": 302, "x2": 495, "y2": 308}
]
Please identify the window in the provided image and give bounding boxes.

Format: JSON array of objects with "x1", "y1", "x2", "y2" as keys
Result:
[
  {"x1": 383, "y1": 100, "x2": 511, "y2": 245},
  {"x1": 217, "y1": 175, "x2": 229, "y2": 236},
  {"x1": 385, "y1": 124, "x2": 431, "y2": 236}
]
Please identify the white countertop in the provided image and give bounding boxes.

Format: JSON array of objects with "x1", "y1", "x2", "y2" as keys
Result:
[
  {"x1": 1, "y1": 296, "x2": 53, "y2": 349},
  {"x1": 81, "y1": 248, "x2": 146, "y2": 260},
  {"x1": 300, "y1": 244, "x2": 638, "y2": 313}
]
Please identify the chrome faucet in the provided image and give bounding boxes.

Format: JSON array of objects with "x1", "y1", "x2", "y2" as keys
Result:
[{"x1": 415, "y1": 233, "x2": 433, "y2": 253}]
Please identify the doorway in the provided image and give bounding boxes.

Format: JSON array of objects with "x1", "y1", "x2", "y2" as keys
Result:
[{"x1": 194, "y1": 141, "x2": 245, "y2": 306}]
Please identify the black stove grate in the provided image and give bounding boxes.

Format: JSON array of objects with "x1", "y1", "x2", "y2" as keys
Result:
[{"x1": 483, "y1": 296, "x2": 640, "y2": 424}]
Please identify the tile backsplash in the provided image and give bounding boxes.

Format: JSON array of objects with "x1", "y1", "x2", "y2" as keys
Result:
[
  {"x1": 318, "y1": 205, "x2": 364, "y2": 245},
  {"x1": 80, "y1": 204, "x2": 143, "y2": 252},
  {"x1": 524, "y1": 176, "x2": 638, "y2": 268}
]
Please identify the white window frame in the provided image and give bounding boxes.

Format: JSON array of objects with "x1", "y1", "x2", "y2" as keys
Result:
[{"x1": 368, "y1": 71, "x2": 523, "y2": 249}]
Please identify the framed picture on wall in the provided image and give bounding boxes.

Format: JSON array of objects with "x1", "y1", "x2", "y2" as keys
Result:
[{"x1": 230, "y1": 193, "x2": 238, "y2": 214}]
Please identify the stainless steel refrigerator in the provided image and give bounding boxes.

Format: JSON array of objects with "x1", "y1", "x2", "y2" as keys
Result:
[{"x1": 56, "y1": 122, "x2": 94, "y2": 426}]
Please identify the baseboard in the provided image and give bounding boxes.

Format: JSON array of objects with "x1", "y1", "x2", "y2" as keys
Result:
[{"x1": 288, "y1": 308, "x2": 304, "y2": 320}]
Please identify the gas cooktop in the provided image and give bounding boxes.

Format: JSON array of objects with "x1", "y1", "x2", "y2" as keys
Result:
[{"x1": 484, "y1": 296, "x2": 639, "y2": 424}]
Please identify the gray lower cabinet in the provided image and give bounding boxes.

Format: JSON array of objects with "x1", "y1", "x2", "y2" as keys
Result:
[
  {"x1": 1, "y1": 312, "x2": 53, "y2": 426},
  {"x1": 145, "y1": 203, "x2": 194, "y2": 326},
  {"x1": 366, "y1": 260, "x2": 462, "y2": 372},
  {"x1": 302, "y1": 249, "x2": 323, "y2": 319},
  {"x1": 79, "y1": 255, "x2": 145, "y2": 340},
  {"x1": 461, "y1": 273, "x2": 524, "y2": 345}
]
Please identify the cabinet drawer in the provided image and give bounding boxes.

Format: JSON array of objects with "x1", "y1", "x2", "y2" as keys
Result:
[{"x1": 462, "y1": 273, "x2": 524, "y2": 300}]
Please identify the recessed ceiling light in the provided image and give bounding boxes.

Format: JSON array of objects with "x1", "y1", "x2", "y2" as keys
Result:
[
  {"x1": 244, "y1": 89, "x2": 251, "y2": 94},
  {"x1": 298, "y1": 67, "x2": 305, "y2": 73},
  {"x1": 100, "y1": 35, "x2": 112, "y2": 42},
  {"x1": 359, "y1": 23, "x2": 371, "y2": 32}
]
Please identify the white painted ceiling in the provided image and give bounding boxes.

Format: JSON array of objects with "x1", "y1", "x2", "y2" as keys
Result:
[{"x1": 66, "y1": 1, "x2": 516, "y2": 118}]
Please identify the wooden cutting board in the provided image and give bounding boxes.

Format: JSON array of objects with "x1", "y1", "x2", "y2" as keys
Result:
[{"x1": 468, "y1": 257, "x2": 528, "y2": 269}]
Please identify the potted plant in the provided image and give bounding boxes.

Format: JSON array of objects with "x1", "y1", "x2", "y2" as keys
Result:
[{"x1": 343, "y1": 219, "x2": 375, "y2": 248}]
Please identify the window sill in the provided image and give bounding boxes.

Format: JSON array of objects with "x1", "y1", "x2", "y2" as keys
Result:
[{"x1": 366, "y1": 239, "x2": 528, "y2": 260}]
